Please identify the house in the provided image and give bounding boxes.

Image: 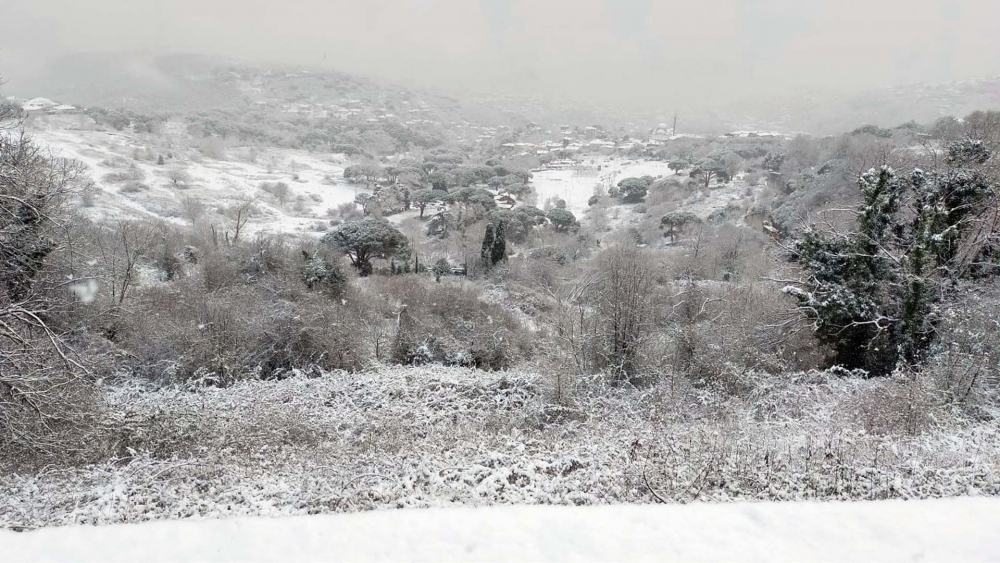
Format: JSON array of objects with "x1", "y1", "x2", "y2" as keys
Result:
[{"x1": 494, "y1": 193, "x2": 517, "y2": 209}]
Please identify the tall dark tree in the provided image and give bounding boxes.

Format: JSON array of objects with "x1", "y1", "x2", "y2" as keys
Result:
[
  {"x1": 785, "y1": 141, "x2": 996, "y2": 376},
  {"x1": 491, "y1": 220, "x2": 507, "y2": 265},
  {"x1": 481, "y1": 223, "x2": 495, "y2": 269}
]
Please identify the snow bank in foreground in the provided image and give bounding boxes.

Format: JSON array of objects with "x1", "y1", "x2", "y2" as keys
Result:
[{"x1": 3, "y1": 499, "x2": 997, "y2": 562}]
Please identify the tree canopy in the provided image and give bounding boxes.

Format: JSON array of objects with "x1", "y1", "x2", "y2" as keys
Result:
[
  {"x1": 616, "y1": 176, "x2": 654, "y2": 203},
  {"x1": 321, "y1": 218, "x2": 408, "y2": 276},
  {"x1": 659, "y1": 211, "x2": 701, "y2": 243},
  {"x1": 547, "y1": 208, "x2": 579, "y2": 232}
]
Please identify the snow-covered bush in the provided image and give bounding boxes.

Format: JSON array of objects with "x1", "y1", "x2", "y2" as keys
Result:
[
  {"x1": 118, "y1": 279, "x2": 366, "y2": 382},
  {"x1": 370, "y1": 276, "x2": 532, "y2": 370},
  {"x1": 3, "y1": 366, "x2": 998, "y2": 528}
]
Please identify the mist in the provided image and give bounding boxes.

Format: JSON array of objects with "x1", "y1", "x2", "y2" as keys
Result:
[{"x1": 3, "y1": 0, "x2": 999, "y2": 111}]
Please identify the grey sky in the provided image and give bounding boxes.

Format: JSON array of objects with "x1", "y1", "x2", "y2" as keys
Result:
[{"x1": 2, "y1": 0, "x2": 999, "y2": 109}]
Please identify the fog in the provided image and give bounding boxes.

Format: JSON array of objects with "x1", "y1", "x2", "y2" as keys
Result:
[{"x1": 3, "y1": 0, "x2": 1000, "y2": 110}]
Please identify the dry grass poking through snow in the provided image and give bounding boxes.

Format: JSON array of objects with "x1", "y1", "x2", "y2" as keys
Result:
[{"x1": 2, "y1": 366, "x2": 999, "y2": 527}]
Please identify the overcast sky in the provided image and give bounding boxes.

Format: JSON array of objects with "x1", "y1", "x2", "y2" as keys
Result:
[{"x1": 2, "y1": 0, "x2": 999, "y2": 108}]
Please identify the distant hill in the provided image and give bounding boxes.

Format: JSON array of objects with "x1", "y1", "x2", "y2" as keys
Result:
[
  {"x1": 721, "y1": 76, "x2": 1000, "y2": 135},
  {"x1": 14, "y1": 52, "x2": 524, "y2": 128},
  {"x1": 14, "y1": 51, "x2": 1000, "y2": 137}
]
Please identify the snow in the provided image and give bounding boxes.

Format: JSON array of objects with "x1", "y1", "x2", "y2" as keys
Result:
[
  {"x1": 5, "y1": 366, "x2": 998, "y2": 530},
  {"x1": 26, "y1": 124, "x2": 367, "y2": 237},
  {"x1": 3, "y1": 499, "x2": 997, "y2": 562},
  {"x1": 21, "y1": 97, "x2": 58, "y2": 111},
  {"x1": 529, "y1": 157, "x2": 678, "y2": 217},
  {"x1": 529, "y1": 157, "x2": 756, "y2": 224}
]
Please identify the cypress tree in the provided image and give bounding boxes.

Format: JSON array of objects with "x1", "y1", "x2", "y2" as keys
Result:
[
  {"x1": 492, "y1": 220, "x2": 507, "y2": 265},
  {"x1": 481, "y1": 223, "x2": 495, "y2": 269}
]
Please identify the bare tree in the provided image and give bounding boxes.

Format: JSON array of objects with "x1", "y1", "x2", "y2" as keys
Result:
[
  {"x1": 166, "y1": 168, "x2": 192, "y2": 187},
  {"x1": 1, "y1": 127, "x2": 102, "y2": 464},
  {"x1": 590, "y1": 244, "x2": 656, "y2": 381},
  {"x1": 723, "y1": 153, "x2": 744, "y2": 180},
  {"x1": 223, "y1": 195, "x2": 257, "y2": 244},
  {"x1": 180, "y1": 195, "x2": 205, "y2": 225},
  {"x1": 90, "y1": 217, "x2": 157, "y2": 309},
  {"x1": 0, "y1": 76, "x2": 24, "y2": 130}
]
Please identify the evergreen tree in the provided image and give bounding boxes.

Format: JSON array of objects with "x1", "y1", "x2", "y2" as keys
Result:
[
  {"x1": 491, "y1": 220, "x2": 507, "y2": 265},
  {"x1": 321, "y1": 218, "x2": 408, "y2": 277},
  {"x1": 481, "y1": 223, "x2": 495, "y2": 269},
  {"x1": 432, "y1": 258, "x2": 450, "y2": 282},
  {"x1": 299, "y1": 251, "x2": 346, "y2": 297},
  {"x1": 785, "y1": 145, "x2": 995, "y2": 376}
]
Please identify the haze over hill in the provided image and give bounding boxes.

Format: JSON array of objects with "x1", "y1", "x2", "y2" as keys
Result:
[
  {"x1": 4, "y1": 0, "x2": 1000, "y2": 125},
  {"x1": 7, "y1": 51, "x2": 1000, "y2": 136}
]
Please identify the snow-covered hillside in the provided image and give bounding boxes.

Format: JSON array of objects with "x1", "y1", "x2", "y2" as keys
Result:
[
  {"x1": 4, "y1": 499, "x2": 997, "y2": 562},
  {"x1": 26, "y1": 119, "x2": 368, "y2": 236}
]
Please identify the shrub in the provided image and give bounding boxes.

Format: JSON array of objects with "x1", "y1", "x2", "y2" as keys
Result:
[
  {"x1": 300, "y1": 251, "x2": 346, "y2": 298},
  {"x1": 120, "y1": 281, "x2": 366, "y2": 383},
  {"x1": 119, "y1": 181, "x2": 149, "y2": 193}
]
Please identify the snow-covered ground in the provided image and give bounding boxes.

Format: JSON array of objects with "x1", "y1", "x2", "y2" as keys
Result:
[
  {"x1": 26, "y1": 121, "x2": 367, "y2": 236},
  {"x1": 530, "y1": 158, "x2": 678, "y2": 217},
  {"x1": 4, "y1": 499, "x2": 997, "y2": 562},
  {"x1": 530, "y1": 157, "x2": 753, "y2": 222}
]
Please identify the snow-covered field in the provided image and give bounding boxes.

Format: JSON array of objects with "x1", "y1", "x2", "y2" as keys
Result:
[
  {"x1": 27, "y1": 119, "x2": 367, "y2": 236},
  {"x1": 530, "y1": 158, "x2": 678, "y2": 217},
  {"x1": 4, "y1": 499, "x2": 997, "y2": 562},
  {"x1": 530, "y1": 158, "x2": 754, "y2": 224}
]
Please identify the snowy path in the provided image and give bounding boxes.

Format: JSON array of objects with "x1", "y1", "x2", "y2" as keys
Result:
[{"x1": 3, "y1": 498, "x2": 998, "y2": 562}]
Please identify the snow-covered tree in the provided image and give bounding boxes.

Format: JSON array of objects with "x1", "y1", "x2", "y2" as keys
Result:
[
  {"x1": 659, "y1": 211, "x2": 701, "y2": 244},
  {"x1": 300, "y1": 251, "x2": 346, "y2": 297},
  {"x1": 785, "y1": 146, "x2": 996, "y2": 375},
  {"x1": 322, "y1": 218, "x2": 408, "y2": 277},
  {"x1": 690, "y1": 160, "x2": 729, "y2": 188},
  {"x1": 547, "y1": 208, "x2": 579, "y2": 232},
  {"x1": 413, "y1": 189, "x2": 438, "y2": 218},
  {"x1": 616, "y1": 176, "x2": 654, "y2": 203}
]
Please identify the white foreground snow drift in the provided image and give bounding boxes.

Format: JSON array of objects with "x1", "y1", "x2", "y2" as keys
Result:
[{"x1": 2, "y1": 498, "x2": 997, "y2": 562}]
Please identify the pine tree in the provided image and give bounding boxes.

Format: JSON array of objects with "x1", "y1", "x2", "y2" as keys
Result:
[
  {"x1": 481, "y1": 223, "x2": 495, "y2": 269},
  {"x1": 491, "y1": 220, "x2": 507, "y2": 265}
]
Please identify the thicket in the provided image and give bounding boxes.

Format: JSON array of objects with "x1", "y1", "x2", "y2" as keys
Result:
[{"x1": 4, "y1": 99, "x2": 1000, "y2": 522}]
